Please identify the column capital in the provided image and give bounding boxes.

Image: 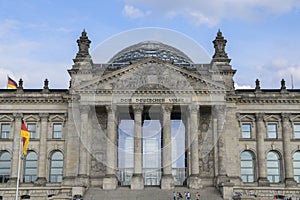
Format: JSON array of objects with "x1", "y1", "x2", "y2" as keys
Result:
[
  {"x1": 188, "y1": 104, "x2": 199, "y2": 114},
  {"x1": 132, "y1": 105, "x2": 143, "y2": 114},
  {"x1": 161, "y1": 104, "x2": 173, "y2": 114},
  {"x1": 212, "y1": 105, "x2": 226, "y2": 114},
  {"x1": 255, "y1": 112, "x2": 265, "y2": 121},
  {"x1": 281, "y1": 113, "x2": 291, "y2": 122},
  {"x1": 39, "y1": 113, "x2": 49, "y2": 119},
  {"x1": 80, "y1": 105, "x2": 90, "y2": 114},
  {"x1": 13, "y1": 113, "x2": 23, "y2": 120},
  {"x1": 105, "y1": 105, "x2": 117, "y2": 113}
]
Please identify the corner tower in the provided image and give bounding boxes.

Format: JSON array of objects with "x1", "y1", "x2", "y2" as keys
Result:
[{"x1": 210, "y1": 30, "x2": 236, "y2": 92}]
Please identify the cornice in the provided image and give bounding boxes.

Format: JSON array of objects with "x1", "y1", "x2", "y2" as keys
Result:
[
  {"x1": 226, "y1": 96, "x2": 300, "y2": 104},
  {"x1": 0, "y1": 97, "x2": 70, "y2": 104},
  {"x1": 75, "y1": 89, "x2": 226, "y2": 95}
]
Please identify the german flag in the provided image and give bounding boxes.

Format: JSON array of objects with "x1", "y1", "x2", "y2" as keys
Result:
[
  {"x1": 20, "y1": 120, "x2": 30, "y2": 155},
  {"x1": 7, "y1": 76, "x2": 17, "y2": 89}
]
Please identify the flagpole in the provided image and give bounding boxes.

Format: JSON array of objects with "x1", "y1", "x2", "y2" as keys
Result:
[{"x1": 15, "y1": 137, "x2": 22, "y2": 200}]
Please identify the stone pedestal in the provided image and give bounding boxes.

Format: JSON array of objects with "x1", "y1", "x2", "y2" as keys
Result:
[
  {"x1": 161, "y1": 174, "x2": 175, "y2": 190},
  {"x1": 103, "y1": 175, "x2": 118, "y2": 190},
  {"x1": 187, "y1": 175, "x2": 202, "y2": 189},
  {"x1": 131, "y1": 174, "x2": 144, "y2": 190},
  {"x1": 258, "y1": 177, "x2": 270, "y2": 186},
  {"x1": 220, "y1": 182, "x2": 234, "y2": 200},
  {"x1": 285, "y1": 178, "x2": 297, "y2": 187},
  {"x1": 62, "y1": 176, "x2": 77, "y2": 186}
]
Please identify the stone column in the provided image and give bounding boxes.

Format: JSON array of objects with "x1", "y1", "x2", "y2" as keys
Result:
[
  {"x1": 160, "y1": 105, "x2": 174, "y2": 190},
  {"x1": 214, "y1": 105, "x2": 227, "y2": 176},
  {"x1": 282, "y1": 113, "x2": 297, "y2": 187},
  {"x1": 78, "y1": 105, "x2": 90, "y2": 178},
  {"x1": 256, "y1": 113, "x2": 269, "y2": 186},
  {"x1": 36, "y1": 113, "x2": 48, "y2": 185},
  {"x1": 182, "y1": 110, "x2": 191, "y2": 178},
  {"x1": 9, "y1": 113, "x2": 22, "y2": 184},
  {"x1": 103, "y1": 105, "x2": 118, "y2": 190},
  {"x1": 187, "y1": 104, "x2": 201, "y2": 189},
  {"x1": 131, "y1": 105, "x2": 144, "y2": 189},
  {"x1": 64, "y1": 105, "x2": 79, "y2": 186}
]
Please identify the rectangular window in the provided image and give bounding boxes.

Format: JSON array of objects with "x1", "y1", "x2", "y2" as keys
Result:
[
  {"x1": 294, "y1": 124, "x2": 300, "y2": 139},
  {"x1": 1, "y1": 124, "x2": 10, "y2": 139},
  {"x1": 267, "y1": 123, "x2": 277, "y2": 139},
  {"x1": 241, "y1": 124, "x2": 251, "y2": 138},
  {"x1": 53, "y1": 124, "x2": 62, "y2": 139},
  {"x1": 27, "y1": 123, "x2": 36, "y2": 139}
]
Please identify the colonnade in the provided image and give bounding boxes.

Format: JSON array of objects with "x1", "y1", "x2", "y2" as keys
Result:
[{"x1": 78, "y1": 104, "x2": 226, "y2": 190}]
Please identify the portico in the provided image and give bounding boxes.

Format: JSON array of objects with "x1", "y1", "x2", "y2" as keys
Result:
[
  {"x1": 75, "y1": 94, "x2": 226, "y2": 190},
  {"x1": 68, "y1": 30, "x2": 229, "y2": 191}
]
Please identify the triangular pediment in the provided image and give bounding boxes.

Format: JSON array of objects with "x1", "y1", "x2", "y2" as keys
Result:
[
  {"x1": 264, "y1": 115, "x2": 281, "y2": 122},
  {"x1": 49, "y1": 115, "x2": 66, "y2": 122},
  {"x1": 238, "y1": 115, "x2": 255, "y2": 122},
  {"x1": 74, "y1": 58, "x2": 225, "y2": 92},
  {"x1": 0, "y1": 115, "x2": 14, "y2": 122},
  {"x1": 23, "y1": 115, "x2": 40, "y2": 122}
]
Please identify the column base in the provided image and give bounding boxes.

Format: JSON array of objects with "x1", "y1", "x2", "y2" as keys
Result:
[
  {"x1": 258, "y1": 177, "x2": 270, "y2": 186},
  {"x1": 187, "y1": 174, "x2": 202, "y2": 189},
  {"x1": 285, "y1": 178, "x2": 297, "y2": 187},
  {"x1": 63, "y1": 176, "x2": 77, "y2": 186},
  {"x1": 216, "y1": 174, "x2": 229, "y2": 186},
  {"x1": 161, "y1": 174, "x2": 174, "y2": 190},
  {"x1": 103, "y1": 175, "x2": 118, "y2": 190},
  {"x1": 131, "y1": 174, "x2": 144, "y2": 190},
  {"x1": 77, "y1": 174, "x2": 90, "y2": 187},
  {"x1": 35, "y1": 177, "x2": 47, "y2": 186}
]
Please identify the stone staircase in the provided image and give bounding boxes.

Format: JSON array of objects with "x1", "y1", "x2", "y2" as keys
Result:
[{"x1": 84, "y1": 186, "x2": 223, "y2": 200}]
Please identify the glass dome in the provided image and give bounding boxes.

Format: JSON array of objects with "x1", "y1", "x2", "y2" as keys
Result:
[{"x1": 108, "y1": 41, "x2": 193, "y2": 65}]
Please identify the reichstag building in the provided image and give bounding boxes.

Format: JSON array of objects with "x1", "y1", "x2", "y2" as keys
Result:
[{"x1": 0, "y1": 30, "x2": 300, "y2": 199}]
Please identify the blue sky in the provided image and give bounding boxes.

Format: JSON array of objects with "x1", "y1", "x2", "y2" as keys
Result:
[{"x1": 0, "y1": 0, "x2": 300, "y2": 89}]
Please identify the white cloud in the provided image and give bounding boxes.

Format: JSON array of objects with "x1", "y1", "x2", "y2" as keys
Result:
[
  {"x1": 123, "y1": 4, "x2": 151, "y2": 19},
  {"x1": 256, "y1": 58, "x2": 300, "y2": 89},
  {"x1": 189, "y1": 11, "x2": 219, "y2": 27},
  {"x1": 123, "y1": 0, "x2": 300, "y2": 26},
  {"x1": 234, "y1": 83, "x2": 253, "y2": 89}
]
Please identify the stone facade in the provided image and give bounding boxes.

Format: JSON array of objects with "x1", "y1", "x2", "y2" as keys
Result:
[{"x1": 0, "y1": 30, "x2": 300, "y2": 199}]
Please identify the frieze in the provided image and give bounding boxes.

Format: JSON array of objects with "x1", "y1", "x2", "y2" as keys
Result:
[
  {"x1": 116, "y1": 97, "x2": 190, "y2": 104},
  {"x1": 110, "y1": 63, "x2": 204, "y2": 91}
]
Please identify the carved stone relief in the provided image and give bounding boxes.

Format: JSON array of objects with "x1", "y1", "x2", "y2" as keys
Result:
[{"x1": 98, "y1": 62, "x2": 210, "y2": 91}]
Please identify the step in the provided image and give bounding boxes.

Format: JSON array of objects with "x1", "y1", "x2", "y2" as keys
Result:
[{"x1": 84, "y1": 186, "x2": 223, "y2": 200}]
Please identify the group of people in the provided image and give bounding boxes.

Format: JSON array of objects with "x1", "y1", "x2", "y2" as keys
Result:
[{"x1": 173, "y1": 191, "x2": 200, "y2": 200}]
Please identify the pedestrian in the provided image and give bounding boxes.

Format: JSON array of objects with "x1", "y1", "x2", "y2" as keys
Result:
[
  {"x1": 196, "y1": 192, "x2": 200, "y2": 200},
  {"x1": 184, "y1": 191, "x2": 187, "y2": 200},
  {"x1": 173, "y1": 191, "x2": 177, "y2": 200},
  {"x1": 187, "y1": 192, "x2": 191, "y2": 200},
  {"x1": 178, "y1": 192, "x2": 183, "y2": 199}
]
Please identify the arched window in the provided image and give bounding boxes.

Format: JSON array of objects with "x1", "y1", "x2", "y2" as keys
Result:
[
  {"x1": 240, "y1": 151, "x2": 255, "y2": 182},
  {"x1": 293, "y1": 151, "x2": 300, "y2": 183},
  {"x1": 267, "y1": 151, "x2": 281, "y2": 183},
  {"x1": 0, "y1": 151, "x2": 11, "y2": 183},
  {"x1": 49, "y1": 151, "x2": 64, "y2": 182},
  {"x1": 23, "y1": 151, "x2": 38, "y2": 182}
]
